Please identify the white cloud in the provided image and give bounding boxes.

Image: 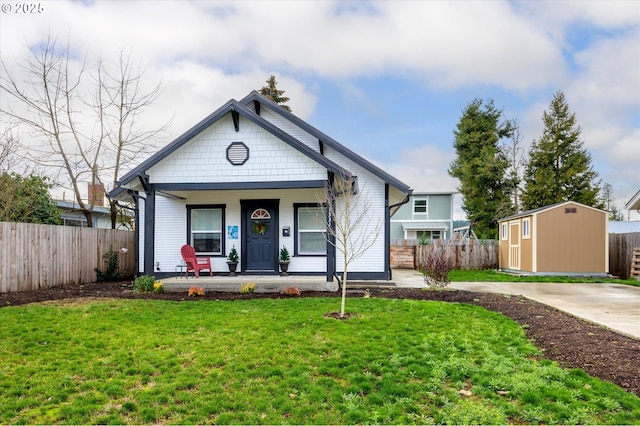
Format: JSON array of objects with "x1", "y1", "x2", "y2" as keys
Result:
[
  {"x1": 1, "y1": 0, "x2": 637, "y2": 222},
  {"x1": 1, "y1": 1, "x2": 566, "y2": 90}
]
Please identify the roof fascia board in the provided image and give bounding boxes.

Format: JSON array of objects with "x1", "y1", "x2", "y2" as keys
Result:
[
  {"x1": 117, "y1": 98, "x2": 352, "y2": 187},
  {"x1": 117, "y1": 99, "x2": 238, "y2": 186},
  {"x1": 625, "y1": 189, "x2": 640, "y2": 211},
  {"x1": 241, "y1": 91, "x2": 412, "y2": 193},
  {"x1": 232, "y1": 101, "x2": 352, "y2": 181},
  {"x1": 500, "y1": 200, "x2": 606, "y2": 222}
]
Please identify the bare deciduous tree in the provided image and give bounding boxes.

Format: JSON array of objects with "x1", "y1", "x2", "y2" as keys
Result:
[
  {"x1": 96, "y1": 49, "x2": 169, "y2": 228},
  {"x1": 0, "y1": 125, "x2": 22, "y2": 173},
  {"x1": 0, "y1": 37, "x2": 167, "y2": 228},
  {"x1": 321, "y1": 175, "x2": 382, "y2": 318},
  {"x1": 498, "y1": 118, "x2": 524, "y2": 217}
]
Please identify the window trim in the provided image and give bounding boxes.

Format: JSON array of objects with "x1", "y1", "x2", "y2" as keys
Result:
[
  {"x1": 294, "y1": 203, "x2": 327, "y2": 256},
  {"x1": 522, "y1": 218, "x2": 531, "y2": 239},
  {"x1": 413, "y1": 198, "x2": 428, "y2": 215},
  {"x1": 186, "y1": 204, "x2": 226, "y2": 256},
  {"x1": 501, "y1": 223, "x2": 508, "y2": 240}
]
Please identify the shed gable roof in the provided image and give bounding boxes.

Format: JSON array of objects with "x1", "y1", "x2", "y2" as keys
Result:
[
  {"x1": 115, "y1": 98, "x2": 353, "y2": 190},
  {"x1": 499, "y1": 201, "x2": 606, "y2": 222}
]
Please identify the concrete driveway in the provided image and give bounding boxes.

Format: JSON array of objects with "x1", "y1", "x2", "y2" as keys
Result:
[{"x1": 449, "y1": 281, "x2": 640, "y2": 340}]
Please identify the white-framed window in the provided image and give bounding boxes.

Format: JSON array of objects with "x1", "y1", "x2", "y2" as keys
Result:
[
  {"x1": 413, "y1": 230, "x2": 441, "y2": 241},
  {"x1": 413, "y1": 198, "x2": 427, "y2": 214},
  {"x1": 522, "y1": 218, "x2": 531, "y2": 239},
  {"x1": 295, "y1": 204, "x2": 326, "y2": 255},
  {"x1": 188, "y1": 205, "x2": 224, "y2": 255},
  {"x1": 501, "y1": 223, "x2": 508, "y2": 240}
]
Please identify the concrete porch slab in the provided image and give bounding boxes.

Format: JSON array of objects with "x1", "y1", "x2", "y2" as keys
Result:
[{"x1": 161, "y1": 274, "x2": 339, "y2": 293}]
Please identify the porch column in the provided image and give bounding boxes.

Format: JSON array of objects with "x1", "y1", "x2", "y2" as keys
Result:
[
  {"x1": 326, "y1": 173, "x2": 336, "y2": 282},
  {"x1": 384, "y1": 184, "x2": 391, "y2": 280},
  {"x1": 144, "y1": 189, "x2": 155, "y2": 275}
]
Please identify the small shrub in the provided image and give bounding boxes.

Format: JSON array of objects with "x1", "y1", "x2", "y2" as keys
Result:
[
  {"x1": 227, "y1": 246, "x2": 239, "y2": 263},
  {"x1": 422, "y1": 249, "x2": 452, "y2": 288},
  {"x1": 239, "y1": 282, "x2": 256, "y2": 294},
  {"x1": 188, "y1": 286, "x2": 205, "y2": 297},
  {"x1": 281, "y1": 286, "x2": 301, "y2": 296},
  {"x1": 153, "y1": 281, "x2": 164, "y2": 293},
  {"x1": 95, "y1": 249, "x2": 121, "y2": 282},
  {"x1": 133, "y1": 275, "x2": 156, "y2": 293},
  {"x1": 279, "y1": 246, "x2": 290, "y2": 262}
]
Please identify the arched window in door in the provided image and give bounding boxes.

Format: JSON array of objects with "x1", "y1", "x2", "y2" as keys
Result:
[
  {"x1": 251, "y1": 208, "x2": 271, "y2": 219},
  {"x1": 251, "y1": 208, "x2": 271, "y2": 235}
]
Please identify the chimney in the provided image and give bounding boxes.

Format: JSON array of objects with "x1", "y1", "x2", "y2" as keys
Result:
[{"x1": 88, "y1": 183, "x2": 105, "y2": 207}]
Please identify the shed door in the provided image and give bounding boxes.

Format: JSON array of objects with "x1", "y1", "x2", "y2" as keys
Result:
[{"x1": 509, "y1": 221, "x2": 521, "y2": 270}]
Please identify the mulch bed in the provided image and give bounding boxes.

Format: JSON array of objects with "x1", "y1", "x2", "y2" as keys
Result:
[{"x1": 1, "y1": 281, "x2": 638, "y2": 397}]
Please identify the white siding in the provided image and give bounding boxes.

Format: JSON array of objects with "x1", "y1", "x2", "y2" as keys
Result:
[
  {"x1": 258, "y1": 107, "x2": 321, "y2": 153},
  {"x1": 324, "y1": 146, "x2": 387, "y2": 274},
  {"x1": 154, "y1": 195, "x2": 187, "y2": 274},
  {"x1": 147, "y1": 115, "x2": 326, "y2": 184},
  {"x1": 150, "y1": 188, "x2": 327, "y2": 274}
]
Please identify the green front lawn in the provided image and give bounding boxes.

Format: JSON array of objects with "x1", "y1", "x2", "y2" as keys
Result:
[
  {"x1": 1, "y1": 298, "x2": 638, "y2": 424},
  {"x1": 449, "y1": 269, "x2": 640, "y2": 286}
]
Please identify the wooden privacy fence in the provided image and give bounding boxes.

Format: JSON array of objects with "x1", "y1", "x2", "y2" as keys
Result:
[
  {"x1": 609, "y1": 232, "x2": 640, "y2": 280},
  {"x1": 392, "y1": 239, "x2": 499, "y2": 271},
  {"x1": 0, "y1": 222, "x2": 135, "y2": 293}
]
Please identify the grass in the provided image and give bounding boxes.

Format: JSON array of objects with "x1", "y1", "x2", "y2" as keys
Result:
[
  {"x1": 1, "y1": 297, "x2": 639, "y2": 424},
  {"x1": 449, "y1": 269, "x2": 640, "y2": 286}
]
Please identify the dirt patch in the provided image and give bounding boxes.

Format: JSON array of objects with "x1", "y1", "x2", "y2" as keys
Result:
[{"x1": 1, "y1": 281, "x2": 638, "y2": 397}]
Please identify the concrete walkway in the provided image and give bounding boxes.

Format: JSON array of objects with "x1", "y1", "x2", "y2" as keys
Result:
[{"x1": 448, "y1": 281, "x2": 640, "y2": 340}]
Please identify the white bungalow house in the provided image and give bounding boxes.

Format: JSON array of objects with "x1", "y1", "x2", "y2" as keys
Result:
[{"x1": 110, "y1": 91, "x2": 412, "y2": 281}]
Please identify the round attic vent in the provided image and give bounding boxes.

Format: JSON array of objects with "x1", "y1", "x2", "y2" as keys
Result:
[{"x1": 226, "y1": 142, "x2": 249, "y2": 165}]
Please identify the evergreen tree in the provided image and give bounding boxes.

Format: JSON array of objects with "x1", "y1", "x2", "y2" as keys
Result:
[
  {"x1": 448, "y1": 99, "x2": 512, "y2": 239},
  {"x1": 0, "y1": 173, "x2": 61, "y2": 224},
  {"x1": 600, "y1": 182, "x2": 624, "y2": 221},
  {"x1": 259, "y1": 75, "x2": 292, "y2": 112},
  {"x1": 522, "y1": 91, "x2": 601, "y2": 210}
]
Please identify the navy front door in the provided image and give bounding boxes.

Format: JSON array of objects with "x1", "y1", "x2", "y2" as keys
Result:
[{"x1": 242, "y1": 201, "x2": 278, "y2": 272}]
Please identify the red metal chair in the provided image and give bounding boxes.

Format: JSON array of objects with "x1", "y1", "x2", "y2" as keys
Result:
[{"x1": 180, "y1": 244, "x2": 213, "y2": 277}]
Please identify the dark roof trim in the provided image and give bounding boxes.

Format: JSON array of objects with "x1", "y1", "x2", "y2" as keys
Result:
[
  {"x1": 240, "y1": 90, "x2": 412, "y2": 193},
  {"x1": 625, "y1": 188, "x2": 640, "y2": 211},
  {"x1": 115, "y1": 99, "x2": 352, "y2": 190},
  {"x1": 151, "y1": 180, "x2": 326, "y2": 191}
]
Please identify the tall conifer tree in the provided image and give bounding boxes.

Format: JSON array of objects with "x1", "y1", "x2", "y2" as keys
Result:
[
  {"x1": 522, "y1": 91, "x2": 601, "y2": 210},
  {"x1": 449, "y1": 99, "x2": 512, "y2": 239},
  {"x1": 259, "y1": 75, "x2": 292, "y2": 112}
]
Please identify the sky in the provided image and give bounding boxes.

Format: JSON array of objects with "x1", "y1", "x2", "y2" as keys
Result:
[{"x1": 1, "y1": 0, "x2": 639, "y2": 220}]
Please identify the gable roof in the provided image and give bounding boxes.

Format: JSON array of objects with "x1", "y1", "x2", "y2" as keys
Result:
[
  {"x1": 499, "y1": 200, "x2": 606, "y2": 222},
  {"x1": 114, "y1": 98, "x2": 355, "y2": 191},
  {"x1": 240, "y1": 91, "x2": 412, "y2": 193},
  {"x1": 625, "y1": 189, "x2": 640, "y2": 211}
]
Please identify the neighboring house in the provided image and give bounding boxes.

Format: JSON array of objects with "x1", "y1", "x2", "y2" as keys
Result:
[
  {"x1": 498, "y1": 201, "x2": 608, "y2": 275},
  {"x1": 625, "y1": 189, "x2": 640, "y2": 219},
  {"x1": 57, "y1": 200, "x2": 113, "y2": 228},
  {"x1": 390, "y1": 192, "x2": 455, "y2": 241},
  {"x1": 110, "y1": 91, "x2": 412, "y2": 280}
]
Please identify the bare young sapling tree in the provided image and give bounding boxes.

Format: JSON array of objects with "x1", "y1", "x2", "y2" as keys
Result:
[{"x1": 322, "y1": 175, "x2": 382, "y2": 318}]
